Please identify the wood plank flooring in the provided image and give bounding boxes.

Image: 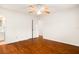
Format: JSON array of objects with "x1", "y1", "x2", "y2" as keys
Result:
[{"x1": 0, "y1": 37, "x2": 79, "y2": 54}]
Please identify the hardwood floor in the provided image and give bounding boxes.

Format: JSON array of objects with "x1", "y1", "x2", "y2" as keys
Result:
[{"x1": 0, "y1": 37, "x2": 79, "y2": 54}]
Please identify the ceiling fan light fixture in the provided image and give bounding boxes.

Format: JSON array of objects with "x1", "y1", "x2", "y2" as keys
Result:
[{"x1": 28, "y1": 4, "x2": 50, "y2": 15}]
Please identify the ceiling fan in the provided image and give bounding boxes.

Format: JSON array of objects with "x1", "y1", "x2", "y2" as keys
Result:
[{"x1": 28, "y1": 4, "x2": 50, "y2": 15}]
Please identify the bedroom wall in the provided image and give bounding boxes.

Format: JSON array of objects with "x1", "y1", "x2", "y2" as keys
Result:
[
  {"x1": 42, "y1": 6, "x2": 79, "y2": 46},
  {"x1": 0, "y1": 8, "x2": 33, "y2": 43}
]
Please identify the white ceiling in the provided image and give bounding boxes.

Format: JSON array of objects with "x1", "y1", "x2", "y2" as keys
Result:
[
  {"x1": 0, "y1": 4, "x2": 28, "y2": 13},
  {"x1": 0, "y1": 4, "x2": 78, "y2": 13}
]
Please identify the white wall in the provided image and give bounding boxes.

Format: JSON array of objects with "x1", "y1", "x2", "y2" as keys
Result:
[
  {"x1": 42, "y1": 6, "x2": 79, "y2": 46},
  {"x1": 0, "y1": 8, "x2": 33, "y2": 43}
]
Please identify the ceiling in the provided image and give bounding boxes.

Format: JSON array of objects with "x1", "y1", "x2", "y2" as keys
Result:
[{"x1": 0, "y1": 4, "x2": 78, "y2": 13}]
